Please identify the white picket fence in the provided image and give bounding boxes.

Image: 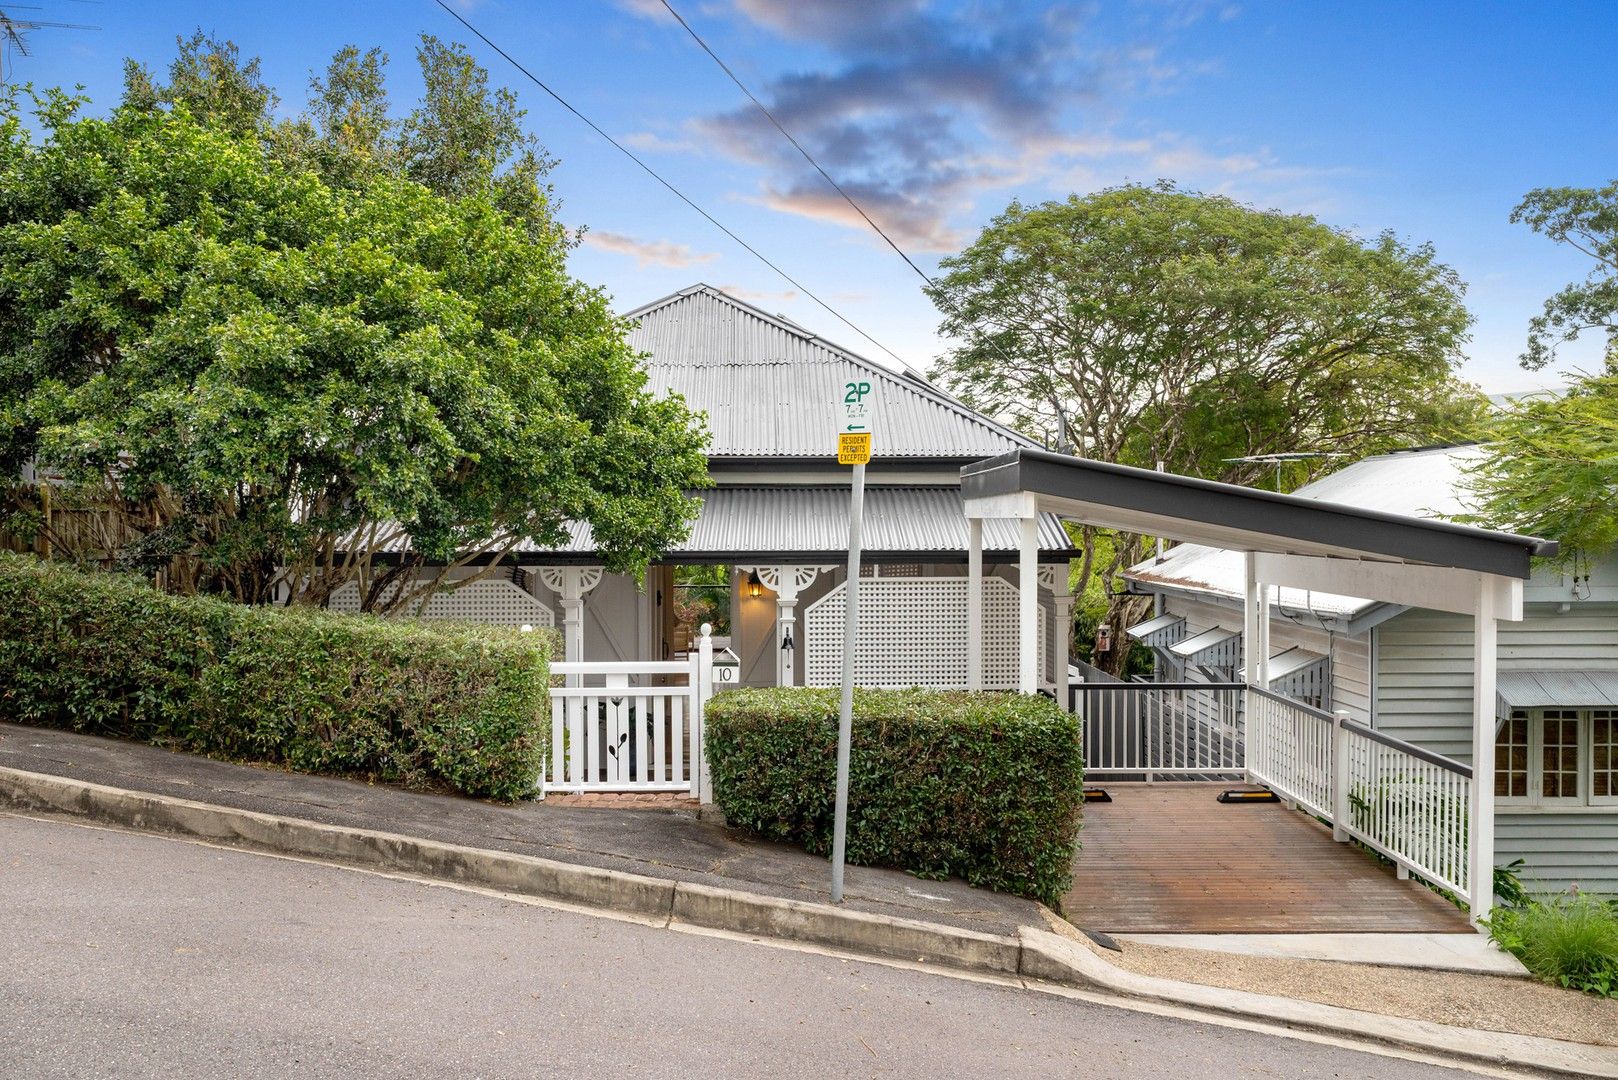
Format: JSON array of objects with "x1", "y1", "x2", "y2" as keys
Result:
[
  {"x1": 1246, "y1": 685, "x2": 1474, "y2": 903},
  {"x1": 542, "y1": 630, "x2": 714, "y2": 799}
]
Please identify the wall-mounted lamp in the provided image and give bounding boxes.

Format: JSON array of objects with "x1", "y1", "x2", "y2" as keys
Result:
[{"x1": 746, "y1": 570, "x2": 763, "y2": 599}]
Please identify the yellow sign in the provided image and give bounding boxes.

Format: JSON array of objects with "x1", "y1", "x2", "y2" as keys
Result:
[{"x1": 837, "y1": 431, "x2": 872, "y2": 465}]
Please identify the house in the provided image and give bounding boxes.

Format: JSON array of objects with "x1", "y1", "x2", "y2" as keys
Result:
[
  {"x1": 1124, "y1": 444, "x2": 1618, "y2": 895},
  {"x1": 334, "y1": 283, "x2": 1081, "y2": 693}
]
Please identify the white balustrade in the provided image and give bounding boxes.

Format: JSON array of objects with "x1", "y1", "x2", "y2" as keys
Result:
[{"x1": 541, "y1": 626, "x2": 714, "y2": 799}]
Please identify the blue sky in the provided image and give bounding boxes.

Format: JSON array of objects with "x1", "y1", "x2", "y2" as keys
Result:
[{"x1": 9, "y1": 0, "x2": 1616, "y2": 392}]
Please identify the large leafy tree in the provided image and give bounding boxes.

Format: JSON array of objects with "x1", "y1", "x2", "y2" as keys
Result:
[
  {"x1": 1511, "y1": 181, "x2": 1618, "y2": 370},
  {"x1": 0, "y1": 74, "x2": 707, "y2": 609},
  {"x1": 927, "y1": 183, "x2": 1484, "y2": 670},
  {"x1": 1467, "y1": 375, "x2": 1618, "y2": 571},
  {"x1": 1469, "y1": 181, "x2": 1618, "y2": 569}
]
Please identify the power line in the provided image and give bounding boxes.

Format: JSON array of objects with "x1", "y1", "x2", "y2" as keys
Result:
[
  {"x1": 655, "y1": 0, "x2": 935, "y2": 288},
  {"x1": 428, "y1": 0, "x2": 908, "y2": 367},
  {"x1": 649, "y1": 0, "x2": 1057, "y2": 434}
]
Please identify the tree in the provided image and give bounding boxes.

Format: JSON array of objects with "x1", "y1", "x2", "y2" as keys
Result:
[
  {"x1": 927, "y1": 183, "x2": 1484, "y2": 671},
  {"x1": 0, "y1": 86, "x2": 708, "y2": 610},
  {"x1": 399, "y1": 36, "x2": 564, "y2": 243},
  {"x1": 1467, "y1": 374, "x2": 1618, "y2": 572},
  {"x1": 1511, "y1": 181, "x2": 1618, "y2": 370},
  {"x1": 122, "y1": 31, "x2": 278, "y2": 136}
]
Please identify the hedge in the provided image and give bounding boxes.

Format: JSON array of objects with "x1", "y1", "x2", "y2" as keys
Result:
[
  {"x1": 0, "y1": 554, "x2": 550, "y2": 800},
  {"x1": 705, "y1": 687, "x2": 1084, "y2": 906}
]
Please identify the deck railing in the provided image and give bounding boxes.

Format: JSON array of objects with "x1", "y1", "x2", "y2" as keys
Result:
[
  {"x1": 1074, "y1": 678, "x2": 1473, "y2": 905},
  {"x1": 1075, "y1": 680, "x2": 1246, "y2": 780}
]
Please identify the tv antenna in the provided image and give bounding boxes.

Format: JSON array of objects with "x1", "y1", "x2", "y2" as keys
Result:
[{"x1": 1, "y1": 6, "x2": 100, "y2": 85}]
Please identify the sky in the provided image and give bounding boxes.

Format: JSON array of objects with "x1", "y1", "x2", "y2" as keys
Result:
[{"x1": 6, "y1": 0, "x2": 1616, "y2": 393}]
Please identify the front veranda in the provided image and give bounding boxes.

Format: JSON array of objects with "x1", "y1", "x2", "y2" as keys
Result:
[{"x1": 363, "y1": 451, "x2": 1550, "y2": 931}]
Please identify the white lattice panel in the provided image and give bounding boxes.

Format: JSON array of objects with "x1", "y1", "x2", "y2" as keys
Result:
[
  {"x1": 328, "y1": 578, "x2": 555, "y2": 628},
  {"x1": 804, "y1": 577, "x2": 1044, "y2": 690}
]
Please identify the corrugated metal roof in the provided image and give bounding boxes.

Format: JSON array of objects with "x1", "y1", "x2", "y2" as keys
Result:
[
  {"x1": 1498, "y1": 670, "x2": 1618, "y2": 708},
  {"x1": 1267, "y1": 646, "x2": 1327, "y2": 681},
  {"x1": 1126, "y1": 614, "x2": 1183, "y2": 641},
  {"x1": 520, "y1": 486, "x2": 1075, "y2": 559},
  {"x1": 625, "y1": 285, "x2": 1036, "y2": 459},
  {"x1": 1169, "y1": 626, "x2": 1239, "y2": 659},
  {"x1": 1126, "y1": 445, "x2": 1490, "y2": 617}
]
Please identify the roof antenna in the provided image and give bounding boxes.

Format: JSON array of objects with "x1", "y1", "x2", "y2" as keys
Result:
[{"x1": 0, "y1": 5, "x2": 99, "y2": 85}]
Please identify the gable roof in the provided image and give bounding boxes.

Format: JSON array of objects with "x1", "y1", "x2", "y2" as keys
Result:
[
  {"x1": 624, "y1": 284, "x2": 1038, "y2": 461},
  {"x1": 1123, "y1": 445, "x2": 1514, "y2": 619}
]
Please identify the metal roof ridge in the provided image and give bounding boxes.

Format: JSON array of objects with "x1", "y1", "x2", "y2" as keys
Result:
[{"x1": 626, "y1": 283, "x2": 1044, "y2": 452}]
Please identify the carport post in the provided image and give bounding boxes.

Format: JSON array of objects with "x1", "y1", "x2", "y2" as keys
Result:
[
  {"x1": 1018, "y1": 516, "x2": 1040, "y2": 694},
  {"x1": 1469, "y1": 580, "x2": 1498, "y2": 926},
  {"x1": 967, "y1": 516, "x2": 983, "y2": 690}
]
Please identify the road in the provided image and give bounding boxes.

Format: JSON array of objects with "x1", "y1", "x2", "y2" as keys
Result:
[{"x1": 1, "y1": 812, "x2": 1479, "y2": 1079}]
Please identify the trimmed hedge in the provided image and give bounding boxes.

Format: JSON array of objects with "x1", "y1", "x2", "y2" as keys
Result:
[
  {"x1": 705, "y1": 687, "x2": 1083, "y2": 906},
  {"x1": 0, "y1": 554, "x2": 550, "y2": 800}
]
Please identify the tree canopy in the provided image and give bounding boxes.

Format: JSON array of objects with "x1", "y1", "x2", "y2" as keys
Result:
[
  {"x1": 1, "y1": 36, "x2": 708, "y2": 610},
  {"x1": 1467, "y1": 375, "x2": 1618, "y2": 570},
  {"x1": 927, "y1": 183, "x2": 1485, "y2": 668},
  {"x1": 1511, "y1": 181, "x2": 1618, "y2": 371},
  {"x1": 1469, "y1": 179, "x2": 1618, "y2": 569}
]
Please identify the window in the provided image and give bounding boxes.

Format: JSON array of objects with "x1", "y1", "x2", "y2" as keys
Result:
[
  {"x1": 1495, "y1": 710, "x2": 1529, "y2": 799},
  {"x1": 1594, "y1": 711, "x2": 1618, "y2": 803},
  {"x1": 1496, "y1": 707, "x2": 1618, "y2": 807}
]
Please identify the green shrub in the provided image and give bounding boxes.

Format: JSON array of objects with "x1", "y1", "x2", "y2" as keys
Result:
[
  {"x1": 0, "y1": 554, "x2": 550, "y2": 800},
  {"x1": 705, "y1": 687, "x2": 1084, "y2": 906},
  {"x1": 1487, "y1": 891, "x2": 1618, "y2": 998}
]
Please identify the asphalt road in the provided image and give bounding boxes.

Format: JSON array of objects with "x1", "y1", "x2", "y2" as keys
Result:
[{"x1": 1, "y1": 812, "x2": 1478, "y2": 1079}]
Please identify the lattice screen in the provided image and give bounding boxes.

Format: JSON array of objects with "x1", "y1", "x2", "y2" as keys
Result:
[
  {"x1": 804, "y1": 577, "x2": 1044, "y2": 690},
  {"x1": 328, "y1": 578, "x2": 556, "y2": 628}
]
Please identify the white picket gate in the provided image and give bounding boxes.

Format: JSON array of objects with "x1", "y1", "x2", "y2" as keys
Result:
[{"x1": 543, "y1": 630, "x2": 714, "y2": 799}]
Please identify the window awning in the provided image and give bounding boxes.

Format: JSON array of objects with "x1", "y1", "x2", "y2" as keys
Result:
[
  {"x1": 1497, "y1": 670, "x2": 1618, "y2": 709},
  {"x1": 1169, "y1": 626, "x2": 1240, "y2": 660},
  {"x1": 1126, "y1": 613, "x2": 1184, "y2": 644},
  {"x1": 1266, "y1": 646, "x2": 1328, "y2": 681}
]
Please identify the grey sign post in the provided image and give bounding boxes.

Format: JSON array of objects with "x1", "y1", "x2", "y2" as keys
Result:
[{"x1": 831, "y1": 379, "x2": 873, "y2": 903}]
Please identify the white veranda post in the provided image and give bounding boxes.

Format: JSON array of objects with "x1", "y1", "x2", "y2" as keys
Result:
[
  {"x1": 742, "y1": 565, "x2": 831, "y2": 687},
  {"x1": 537, "y1": 567, "x2": 603, "y2": 683},
  {"x1": 966, "y1": 517, "x2": 984, "y2": 691},
  {"x1": 1470, "y1": 579, "x2": 1499, "y2": 926},
  {"x1": 1041, "y1": 564, "x2": 1075, "y2": 708},
  {"x1": 1018, "y1": 515, "x2": 1040, "y2": 694},
  {"x1": 1241, "y1": 552, "x2": 1271, "y2": 688}
]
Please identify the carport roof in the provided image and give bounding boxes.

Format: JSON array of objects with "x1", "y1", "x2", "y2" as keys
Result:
[{"x1": 962, "y1": 448, "x2": 1556, "y2": 580}]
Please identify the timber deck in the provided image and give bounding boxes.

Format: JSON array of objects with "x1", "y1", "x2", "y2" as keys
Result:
[{"x1": 1065, "y1": 783, "x2": 1474, "y2": 934}]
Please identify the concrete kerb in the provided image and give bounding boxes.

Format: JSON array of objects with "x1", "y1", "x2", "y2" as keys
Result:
[
  {"x1": 4, "y1": 763, "x2": 1615, "y2": 1079},
  {"x1": 0, "y1": 766, "x2": 1020, "y2": 976},
  {"x1": 1017, "y1": 925, "x2": 1618, "y2": 1080}
]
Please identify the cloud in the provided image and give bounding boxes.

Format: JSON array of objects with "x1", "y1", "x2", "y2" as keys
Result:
[
  {"x1": 633, "y1": 1, "x2": 1332, "y2": 251},
  {"x1": 583, "y1": 231, "x2": 720, "y2": 268},
  {"x1": 714, "y1": 283, "x2": 798, "y2": 304},
  {"x1": 623, "y1": 130, "x2": 696, "y2": 154},
  {"x1": 677, "y1": 2, "x2": 1153, "y2": 251}
]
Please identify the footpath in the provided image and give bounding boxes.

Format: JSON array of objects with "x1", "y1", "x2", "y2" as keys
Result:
[{"x1": 2, "y1": 721, "x2": 1614, "y2": 1079}]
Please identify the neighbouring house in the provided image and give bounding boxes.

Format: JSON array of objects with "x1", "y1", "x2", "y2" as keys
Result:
[
  {"x1": 334, "y1": 283, "x2": 1081, "y2": 693},
  {"x1": 1124, "y1": 444, "x2": 1618, "y2": 896}
]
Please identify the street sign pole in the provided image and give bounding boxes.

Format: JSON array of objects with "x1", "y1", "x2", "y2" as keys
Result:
[
  {"x1": 831, "y1": 380, "x2": 872, "y2": 904},
  {"x1": 830, "y1": 458, "x2": 862, "y2": 903}
]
